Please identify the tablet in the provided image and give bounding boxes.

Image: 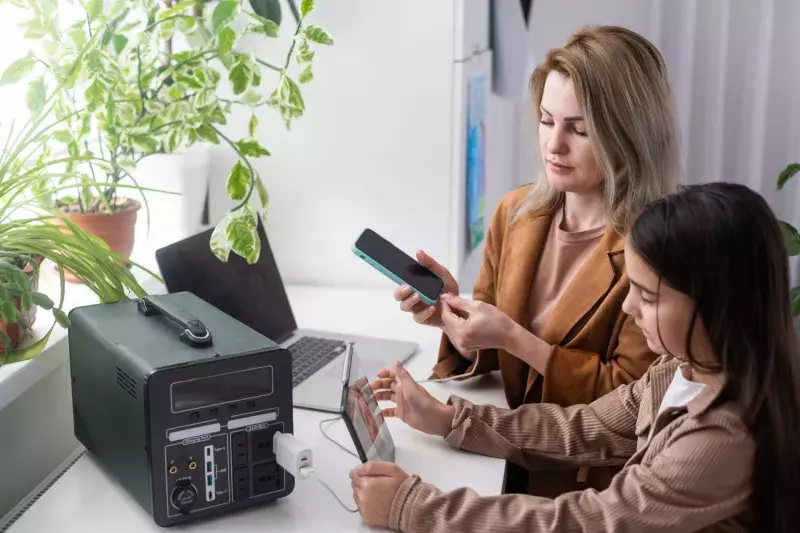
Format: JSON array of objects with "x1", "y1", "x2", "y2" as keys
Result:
[{"x1": 340, "y1": 343, "x2": 396, "y2": 463}]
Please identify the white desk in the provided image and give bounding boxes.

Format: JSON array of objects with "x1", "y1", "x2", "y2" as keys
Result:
[{"x1": 6, "y1": 286, "x2": 507, "y2": 532}]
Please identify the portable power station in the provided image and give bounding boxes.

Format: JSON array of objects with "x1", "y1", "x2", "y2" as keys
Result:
[{"x1": 68, "y1": 292, "x2": 294, "y2": 527}]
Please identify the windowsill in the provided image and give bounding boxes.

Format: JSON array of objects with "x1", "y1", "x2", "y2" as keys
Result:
[{"x1": 0, "y1": 241, "x2": 166, "y2": 411}]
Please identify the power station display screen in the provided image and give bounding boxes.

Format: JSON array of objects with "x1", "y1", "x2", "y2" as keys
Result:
[{"x1": 172, "y1": 366, "x2": 273, "y2": 412}]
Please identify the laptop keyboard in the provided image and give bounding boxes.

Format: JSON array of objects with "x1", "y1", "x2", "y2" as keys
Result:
[{"x1": 287, "y1": 336, "x2": 347, "y2": 387}]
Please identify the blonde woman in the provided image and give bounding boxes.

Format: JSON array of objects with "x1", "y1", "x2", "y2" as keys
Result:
[{"x1": 393, "y1": 26, "x2": 678, "y2": 496}]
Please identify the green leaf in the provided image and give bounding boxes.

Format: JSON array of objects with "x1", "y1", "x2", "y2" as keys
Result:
[
  {"x1": 69, "y1": 25, "x2": 87, "y2": 47},
  {"x1": 21, "y1": 292, "x2": 32, "y2": 311},
  {"x1": 226, "y1": 160, "x2": 250, "y2": 201},
  {"x1": 113, "y1": 34, "x2": 129, "y2": 54},
  {"x1": 227, "y1": 206, "x2": 261, "y2": 264},
  {"x1": 218, "y1": 26, "x2": 237, "y2": 55},
  {"x1": 229, "y1": 61, "x2": 252, "y2": 95},
  {"x1": 26, "y1": 77, "x2": 46, "y2": 118},
  {"x1": 255, "y1": 176, "x2": 269, "y2": 211},
  {"x1": 85, "y1": 78, "x2": 106, "y2": 110},
  {"x1": 245, "y1": 19, "x2": 279, "y2": 38},
  {"x1": 210, "y1": 214, "x2": 233, "y2": 262},
  {"x1": 0, "y1": 56, "x2": 36, "y2": 86},
  {"x1": 249, "y1": 0, "x2": 282, "y2": 25},
  {"x1": 130, "y1": 133, "x2": 158, "y2": 152},
  {"x1": 3, "y1": 284, "x2": 22, "y2": 297},
  {"x1": 792, "y1": 286, "x2": 800, "y2": 317},
  {"x1": 303, "y1": 24, "x2": 333, "y2": 45},
  {"x1": 241, "y1": 89, "x2": 262, "y2": 106},
  {"x1": 30, "y1": 292, "x2": 54, "y2": 310},
  {"x1": 235, "y1": 139, "x2": 270, "y2": 158},
  {"x1": 777, "y1": 163, "x2": 800, "y2": 190},
  {"x1": 88, "y1": 0, "x2": 102, "y2": 21},
  {"x1": 1, "y1": 301, "x2": 17, "y2": 324},
  {"x1": 197, "y1": 124, "x2": 220, "y2": 144},
  {"x1": 212, "y1": 0, "x2": 241, "y2": 34},
  {"x1": 780, "y1": 221, "x2": 800, "y2": 256},
  {"x1": 300, "y1": 0, "x2": 315, "y2": 17},
  {"x1": 298, "y1": 65, "x2": 313, "y2": 84},
  {"x1": 158, "y1": 0, "x2": 196, "y2": 20},
  {"x1": 248, "y1": 113, "x2": 258, "y2": 137},
  {"x1": 53, "y1": 308, "x2": 70, "y2": 328},
  {"x1": 284, "y1": 76, "x2": 305, "y2": 110},
  {"x1": 168, "y1": 130, "x2": 183, "y2": 152},
  {"x1": 252, "y1": 67, "x2": 262, "y2": 87},
  {"x1": 53, "y1": 130, "x2": 72, "y2": 143}
]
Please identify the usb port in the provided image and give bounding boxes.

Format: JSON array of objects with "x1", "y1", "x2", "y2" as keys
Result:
[
  {"x1": 207, "y1": 474, "x2": 213, "y2": 485},
  {"x1": 206, "y1": 461, "x2": 212, "y2": 472},
  {"x1": 206, "y1": 447, "x2": 212, "y2": 457}
]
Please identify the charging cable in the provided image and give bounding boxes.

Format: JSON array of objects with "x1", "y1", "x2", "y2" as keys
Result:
[
  {"x1": 319, "y1": 416, "x2": 359, "y2": 459},
  {"x1": 273, "y1": 431, "x2": 358, "y2": 514}
]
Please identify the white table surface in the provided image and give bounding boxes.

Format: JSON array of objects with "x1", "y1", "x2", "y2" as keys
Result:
[{"x1": 6, "y1": 285, "x2": 508, "y2": 532}]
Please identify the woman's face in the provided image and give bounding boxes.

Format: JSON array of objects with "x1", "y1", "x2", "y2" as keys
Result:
[
  {"x1": 622, "y1": 240, "x2": 715, "y2": 364},
  {"x1": 538, "y1": 71, "x2": 604, "y2": 196}
]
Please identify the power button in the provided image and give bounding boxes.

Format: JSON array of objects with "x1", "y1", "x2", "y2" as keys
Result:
[{"x1": 171, "y1": 481, "x2": 197, "y2": 514}]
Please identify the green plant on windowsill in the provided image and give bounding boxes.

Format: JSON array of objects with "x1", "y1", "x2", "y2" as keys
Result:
[
  {"x1": 4, "y1": 0, "x2": 333, "y2": 265},
  {"x1": 776, "y1": 162, "x2": 800, "y2": 315},
  {"x1": 0, "y1": 78, "x2": 151, "y2": 366}
]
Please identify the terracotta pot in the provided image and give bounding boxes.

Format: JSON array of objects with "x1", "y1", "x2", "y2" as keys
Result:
[
  {"x1": 59, "y1": 198, "x2": 142, "y2": 283},
  {"x1": 0, "y1": 256, "x2": 43, "y2": 351}
]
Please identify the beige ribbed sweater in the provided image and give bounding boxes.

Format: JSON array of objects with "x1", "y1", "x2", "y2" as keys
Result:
[{"x1": 389, "y1": 356, "x2": 754, "y2": 532}]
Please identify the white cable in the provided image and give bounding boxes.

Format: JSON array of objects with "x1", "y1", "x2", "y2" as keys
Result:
[
  {"x1": 299, "y1": 466, "x2": 359, "y2": 514},
  {"x1": 274, "y1": 432, "x2": 359, "y2": 514},
  {"x1": 416, "y1": 353, "x2": 481, "y2": 383},
  {"x1": 318, "y1": 416, "x2": 359, "y2": 459}
]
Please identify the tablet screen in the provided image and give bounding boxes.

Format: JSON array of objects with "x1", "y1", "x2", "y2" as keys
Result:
[{"x1": 342, "y1": 349, "x2": 395, "y2": 463}]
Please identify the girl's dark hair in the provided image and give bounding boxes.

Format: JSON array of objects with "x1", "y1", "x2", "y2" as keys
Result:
[{"x1": 630, "y1": 182, "x2": 800, "y2": 532}]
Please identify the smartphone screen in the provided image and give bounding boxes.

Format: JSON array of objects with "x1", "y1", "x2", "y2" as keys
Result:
[{"x1": 354, "y1": 229, "x2": 444, "y2": 302}]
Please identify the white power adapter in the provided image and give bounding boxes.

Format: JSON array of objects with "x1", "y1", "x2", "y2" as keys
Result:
[
  {"x1": 271, "y1": 428, "x2": 358, "y2": 513},
  {"x1": 273, "y1": 431, "x2": 314, "y2": 479}
]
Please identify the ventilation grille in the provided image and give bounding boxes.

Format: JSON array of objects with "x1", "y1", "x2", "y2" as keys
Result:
[{"x1": 116, "y1": 367, "x2": 138, "y2": 400}]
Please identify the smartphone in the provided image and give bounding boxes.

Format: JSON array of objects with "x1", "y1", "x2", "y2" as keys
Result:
[{"x1": 352, "y1": 229, "x2": 445, "y2": 306}]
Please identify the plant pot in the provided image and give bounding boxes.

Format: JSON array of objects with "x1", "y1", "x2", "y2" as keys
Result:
[
  {"x1": 58, "y1": 198, "x2": 142, "y2": 283},
  {"x1": 0, "y1": 256, "x2": 43, "y2": 351}
]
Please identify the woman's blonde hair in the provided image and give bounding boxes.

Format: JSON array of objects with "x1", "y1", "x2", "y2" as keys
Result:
[{"x1": 515, "y1": 25, "x2": 678, "y2": 233}]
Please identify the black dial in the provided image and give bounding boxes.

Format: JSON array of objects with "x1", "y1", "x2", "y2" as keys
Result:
[{"x1": 171, "y1": 481, "x2": 197, "y2": 513}]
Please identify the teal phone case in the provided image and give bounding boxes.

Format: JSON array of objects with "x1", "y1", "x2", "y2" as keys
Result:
[{"x1": 351, "y1": 243, "x2": 441, "y2": 306}]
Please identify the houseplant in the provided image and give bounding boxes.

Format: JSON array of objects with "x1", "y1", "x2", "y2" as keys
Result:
[
  {"x1": 776, "y1": 162, "x2": 800, "y2": 314},
  {"x1": 6, "y1": 0, "x2": 333, "y2": 266},
  {"x1": 0, "y1": 60, "x2": 150, "y2": 363}
]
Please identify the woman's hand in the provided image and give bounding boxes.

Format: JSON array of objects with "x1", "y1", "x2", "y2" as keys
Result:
[
  {"x1": 350, "y1": 461, "x2": 410, "y2": 528},
  {"x1": 439, "y1": 293, "x2": 517, "y2": 354},
  {"x1": 394, "y1": 250, "x2": 459, "y2": 327},
  {"x1": 371, "y1": 363, "x2": 455, "y2": 437}
]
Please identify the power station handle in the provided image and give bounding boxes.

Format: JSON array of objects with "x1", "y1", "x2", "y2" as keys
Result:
[{"x1": 137, "y1": 296, "x2": 213, "y2": 347}]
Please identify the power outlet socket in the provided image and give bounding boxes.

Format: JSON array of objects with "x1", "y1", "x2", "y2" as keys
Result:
[
  {"x1": 253, "y1": 461, "x2": 282, "y2": 495},
  {"x1": 232, "y1": 432, "x2": 248, "y2": 467},
  {"x1": 250, "y1": 426, "x2": 278, "y2": 462},
  {"x1": 232, "y1": 466, "x2": 249, "y2": 501}
]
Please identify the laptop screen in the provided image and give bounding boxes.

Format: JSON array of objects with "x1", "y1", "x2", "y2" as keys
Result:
[{"x1": 155, "y1": 217, "x2": 298, "y2": 344}]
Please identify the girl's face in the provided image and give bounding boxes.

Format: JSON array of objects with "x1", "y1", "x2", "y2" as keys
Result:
[{"x1": 622, "y1": 240, "x2": 715, "y2": 364}]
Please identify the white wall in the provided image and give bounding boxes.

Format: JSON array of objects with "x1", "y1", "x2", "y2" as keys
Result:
[{"x1": 209, "y1": 1, "x2": 458, "y2": 288}]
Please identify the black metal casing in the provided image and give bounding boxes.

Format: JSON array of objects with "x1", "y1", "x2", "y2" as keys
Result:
[{"x1": 69, "y1": 292, "x2": 294, "y2": 527}]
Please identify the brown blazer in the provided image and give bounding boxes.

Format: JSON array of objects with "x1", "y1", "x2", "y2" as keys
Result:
[
  {"x1": 431, "y1": 186, "x2": 659, "y2": 495},
  {"x1": 432, "y1": 186, "x2": 657, "y2": 408},
  {"x1": 390, "y1": 356, "x2": 753, "y2": 532}
]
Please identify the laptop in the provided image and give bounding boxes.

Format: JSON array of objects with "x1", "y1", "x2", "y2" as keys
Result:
[{"x1": 154, "y1": 218, "x2": 418, "y2": 413}]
